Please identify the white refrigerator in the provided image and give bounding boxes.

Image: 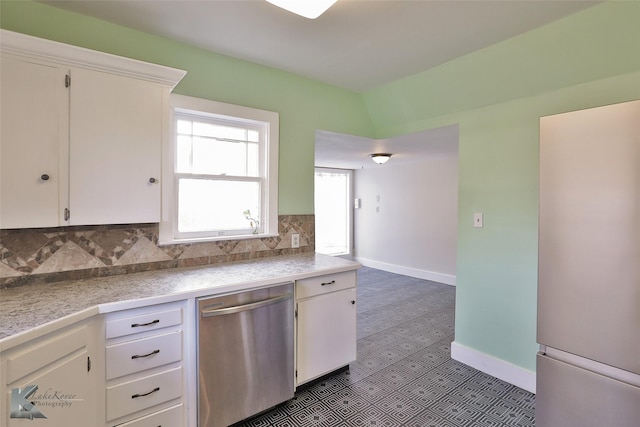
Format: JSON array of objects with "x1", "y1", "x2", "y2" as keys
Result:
[{"x1": 537, "y1": 100, "x2": 640, "y2": 426}]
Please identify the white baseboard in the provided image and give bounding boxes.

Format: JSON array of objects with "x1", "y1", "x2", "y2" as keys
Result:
[
  {"x1": 451, "y1": 341, "x2": 536, "y2": 394},
  {"x1": 353, "y1": 257, "x2": 456, "y2": 286}
]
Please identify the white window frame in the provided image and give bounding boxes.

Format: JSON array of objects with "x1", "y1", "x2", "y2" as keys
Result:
[{"x1": 159, "y1": 94, "x2": 279, "y2": 244}]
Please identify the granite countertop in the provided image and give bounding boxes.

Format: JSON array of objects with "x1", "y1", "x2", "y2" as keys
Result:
[{"x1": 0, "y1": 253, "x2": 359, "y2": 343}]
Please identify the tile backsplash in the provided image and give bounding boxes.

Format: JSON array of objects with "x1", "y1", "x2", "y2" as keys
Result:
[{"x1": 0, "y1": 215, "x2": 314, "y2": 287}]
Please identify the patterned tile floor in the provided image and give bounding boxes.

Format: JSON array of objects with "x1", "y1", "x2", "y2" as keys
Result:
[{"x1": 239, "y1": 267, "x2": 535, "y2": 427}]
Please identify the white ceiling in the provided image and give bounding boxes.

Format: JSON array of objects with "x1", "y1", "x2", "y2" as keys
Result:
[
  {"x1": 40, "y1": 0, "x2": 599, "y2": 169},
  {"x1": 41, "y1": 0, "x2": 599, "y2": 92},
  {"x1": 315, "y1": 125, "x2": 459, "y2": 170}
]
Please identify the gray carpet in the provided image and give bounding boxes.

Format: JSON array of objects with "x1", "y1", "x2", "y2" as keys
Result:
[{"x1": 240, "y1": 267, "x2": 535, "y2": 426}]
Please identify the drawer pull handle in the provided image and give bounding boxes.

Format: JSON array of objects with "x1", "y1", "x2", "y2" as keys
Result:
[
  {"x1": 321, "y1": 280, "x2": 336, "y2": 286},
  {"x1": 131, "y1": 349, "x2": 160, "y2": 359},
  {"x1": 131, "y1": 319, "x2": 160, "y2": 328},
  {"x1": 132, "y1": 387, "x2": 160, "y2": 399}
]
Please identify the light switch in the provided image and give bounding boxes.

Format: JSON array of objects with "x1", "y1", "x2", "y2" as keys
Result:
[{"x1": 473, "y1": 212, "x2": 483, "y2": 228}]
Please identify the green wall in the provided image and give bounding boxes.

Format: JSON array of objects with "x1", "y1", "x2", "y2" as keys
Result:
[
  {"x1": 361, "y1": 1, "x2": 640, "y2": 371},
  {"x1": 3, "y1": 1, "x2": 640, "y2": 374},
  {"x1": 362, "y1": 2, "x2": 640, "y2": 136},
  {"x1": 0, "y1": 0, "x2": 375, "y2": 215}
]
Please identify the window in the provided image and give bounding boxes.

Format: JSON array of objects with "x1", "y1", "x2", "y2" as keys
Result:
[{"x1": 160, "y1": 94, "x2": 279, "y2": 244}]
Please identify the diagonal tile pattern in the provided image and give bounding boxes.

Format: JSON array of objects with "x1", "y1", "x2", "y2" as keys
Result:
[
  {"x1": 0, "y1": 215, "x2": 314, "y2": 287},
  {"x1": 239, "y1": 267, "x2": 535, "y2": 427},
  {"x1": 32, "y1": 240, "x2": 106, "y2": 273}
]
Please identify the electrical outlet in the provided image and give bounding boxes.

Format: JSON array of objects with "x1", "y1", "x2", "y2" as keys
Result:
[{"x1": 291, "y1": 233, "x2": 300, "y2": 248}]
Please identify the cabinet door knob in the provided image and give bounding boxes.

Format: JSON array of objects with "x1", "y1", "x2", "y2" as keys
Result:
[
  {"x1": 41, "y1": 174, "x2": 50, "y2": 181},
  {"x1": 351, "y1": 300, "x2": 356, "y2": 305},
  {"x1": 149, "y1": 177, "x2": 157, "y2": 184}
]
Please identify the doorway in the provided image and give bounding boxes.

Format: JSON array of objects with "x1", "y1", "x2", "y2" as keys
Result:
[{"x1": 314, "y1": 168, "x2": 353, "y2": 257}]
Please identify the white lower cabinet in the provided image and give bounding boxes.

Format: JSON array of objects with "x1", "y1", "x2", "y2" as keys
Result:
[
  {"x1": 104, "y1": 301, "x2": 186, "y2": 427},
  {"x1": 105, "y1": 331, "x2": 182, "y2": 380},
  {"x1": 0, "y1": 265, "x2": 360, "y2": 426},
  {"x1": 0, "y1": 318, "x2": 103, "y2": 426},
  {"x1": 295, "y1": 271, "x2": 357, "y2": 386},
  {"x1": 115, "y1": 404, "x2": 183, "y2": 427},
  {"x1": 106, "y1": 367, "x2": 182, "y2": 421}
]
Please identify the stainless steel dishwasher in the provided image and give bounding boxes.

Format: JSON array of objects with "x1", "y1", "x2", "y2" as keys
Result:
[{"x1": 197, "y1": 283, "x2": 294, "y2": 427}]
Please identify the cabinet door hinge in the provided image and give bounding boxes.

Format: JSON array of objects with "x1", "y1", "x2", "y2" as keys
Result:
[
  {"x1": 295, "y1": 370, "x2": 297, "y2": 378},
  {"x1": 64, "y1": 208, "x2": 70, "y2": 221},
  {"x1": 65, "y1": 74, "x2": 71, "y2": 88},
  {"x1": 87, "y1": 356, "x2": 91, "y2": 372}
]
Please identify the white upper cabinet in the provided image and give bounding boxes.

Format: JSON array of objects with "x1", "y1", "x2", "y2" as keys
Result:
[
  {"x1": 69, "y1": 68, "x2": 164, "y2": 225},
  {"x1": 0, "y1": 56, "x2": 69, "y2": 228},
  {"x1": 0, "y1": 30, "x2": 186, "y2": 228}
]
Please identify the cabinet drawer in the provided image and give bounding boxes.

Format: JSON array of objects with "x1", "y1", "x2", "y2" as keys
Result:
[
  {"x1": 106, "y1": 331, "x2": 182, "y2": 380},
  {"x1": 106, "y1": 307, "x2": 182, "y2": 339},
  {"x1": 113, "y1": 404, "x2": 183, "y2": 427},
  {"x1": 106, "y1": 366, "x2": 182, "y2": 421},
  {"x1": 296, "y1": 270, "x2": 356, "y2": 299}
]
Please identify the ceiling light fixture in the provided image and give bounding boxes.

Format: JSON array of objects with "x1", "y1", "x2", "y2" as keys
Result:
[
  {"x1": 370, "y1": 153, "x2": 392, "y2": 164},
  {"x1": 265, "y1": 0, "x2": 337, "y2": 19}
]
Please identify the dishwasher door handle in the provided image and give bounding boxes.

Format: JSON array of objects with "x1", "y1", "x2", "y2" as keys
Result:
[{"x1": 201, "y1": 293, "x2": 293, "y2": 318}]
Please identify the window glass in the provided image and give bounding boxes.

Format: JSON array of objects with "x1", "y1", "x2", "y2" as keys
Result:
[
  {"x1": 176, "y1": 116, "x2": 260, "y2": 177},
  {"x1": 178, "y1": 179, "x2": 260, "y2": 232},
  {"x1": 176, "y1": 135, "x2": 192, "y2": 173}
]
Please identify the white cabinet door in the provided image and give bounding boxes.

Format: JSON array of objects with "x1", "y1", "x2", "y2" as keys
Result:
[
  {"x1": 0, "y1": 320, "x2": 100, "y2": 427},
  {"x1": 297, "y1": 288, "x2": 356, "y2": 385},
  {"x1": 69, "y1": 67, "x2": 163, "y2": 225},
  {"x1": 0, "y1": 55, "x2": 68, "y2": 228}
]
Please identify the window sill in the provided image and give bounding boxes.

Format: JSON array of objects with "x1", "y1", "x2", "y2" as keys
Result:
[{"x1": 158, "y1": 232, "x2": 279, "y2": 246}]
